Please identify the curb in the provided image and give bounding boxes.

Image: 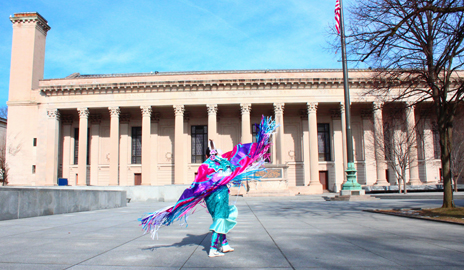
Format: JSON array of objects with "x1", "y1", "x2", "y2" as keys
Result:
[{"x1": 363, "y1": 209, "x2": 464, "y2": 226}]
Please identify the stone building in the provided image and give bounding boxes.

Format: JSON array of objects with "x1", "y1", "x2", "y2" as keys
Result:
[{"x1": 6, "y1": 12, "x2": 445, "y2": 194}]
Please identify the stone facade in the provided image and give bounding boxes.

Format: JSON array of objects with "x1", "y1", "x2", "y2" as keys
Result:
[{"x1": 6, "y1": 13, "x2": 447, "y2": 194}]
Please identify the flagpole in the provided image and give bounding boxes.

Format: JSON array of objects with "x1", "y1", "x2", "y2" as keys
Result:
[{"x1": 338, "y1": 0, "x2": 362, "y2": 192}]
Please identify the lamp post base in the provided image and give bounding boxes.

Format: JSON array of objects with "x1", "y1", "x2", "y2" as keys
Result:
[{"x1": 342, "y1": 162, "x2": 362, "y2": 190}]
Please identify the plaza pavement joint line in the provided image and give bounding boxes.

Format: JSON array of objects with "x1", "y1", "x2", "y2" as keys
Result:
[
  {"x1": 179, "y1": 233, "x2": 210, "y2": 269},
  {"x1": 1, "y1": 209, "x2": 133, "y2": 239},
  {"x1": 245, "y1": 200, "x2": 296, "y2": 270},
  {"x1": 300, "y1": 216, "x2": 404, "y2": 268},
  {"x1": 63, "y1": 230, "x2": 146, "y2": 269}
]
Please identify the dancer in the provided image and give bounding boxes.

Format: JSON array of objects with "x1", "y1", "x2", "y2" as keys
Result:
[
  {"x1": 139, "y1": 116, "x2": 277, "y2": 257},
  {"x1": 204, "y1": 141, "x2": 236, "y2": 257}
]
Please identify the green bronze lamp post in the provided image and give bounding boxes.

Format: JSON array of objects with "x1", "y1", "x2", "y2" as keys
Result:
[{"x1": 337, "y1": 0, "x2": 362, "y2": 192}]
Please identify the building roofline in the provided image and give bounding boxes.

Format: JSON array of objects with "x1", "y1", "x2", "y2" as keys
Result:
[{"x1": 43, "y1": 68, "x2": 372, "y2": 81}]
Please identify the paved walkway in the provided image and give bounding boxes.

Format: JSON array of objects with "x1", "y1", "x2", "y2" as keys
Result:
[{"x1": 1, "y1": 195, "x2": 463, "y2": 269}]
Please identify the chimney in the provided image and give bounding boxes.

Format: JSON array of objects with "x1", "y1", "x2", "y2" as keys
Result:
[{"x1": 9, "y1": 12, "x2": 50, "y2": 102}]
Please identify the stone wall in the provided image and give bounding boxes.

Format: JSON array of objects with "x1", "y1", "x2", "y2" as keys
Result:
[{"x1": 0, "y1": 187, "x2": 126, "y2": 221}]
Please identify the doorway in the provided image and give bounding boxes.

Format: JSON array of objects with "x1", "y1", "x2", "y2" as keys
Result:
[
  {"x1": 319, "y1": 171, "x2": 328, "y2": 190},
  {"x1": 134, "y1": 173, "x2": 142, "y2": 185}
]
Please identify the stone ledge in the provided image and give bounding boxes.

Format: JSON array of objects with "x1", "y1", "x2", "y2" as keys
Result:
[
  {"x1": 324, "y1": 195, "x2": 379, "y2": 201},
  {"x1": 363, "y1": 184, "x2": 464, "y2": 192},
  {"x1": 0, "y1": 187, "x2": 127, "y2": 221},
  {"x1": 364, "y1": 209, "x2": 464, "y2": 226},
  {"x1": 243, "y1": 189, "x2": 295, "y2": 197}
]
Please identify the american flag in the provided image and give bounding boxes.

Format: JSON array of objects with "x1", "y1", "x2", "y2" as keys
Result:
[{"x1": 335, "y1": 0, "x2": 341, "y2": 34}]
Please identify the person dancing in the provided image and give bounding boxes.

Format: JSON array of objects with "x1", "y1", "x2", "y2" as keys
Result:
[
  {"x1": 204, "y1": 141, "x2": 236, "y2": 257},
  {"x1": 139, "y1": 116, "x2": 277, "y2": 257}
]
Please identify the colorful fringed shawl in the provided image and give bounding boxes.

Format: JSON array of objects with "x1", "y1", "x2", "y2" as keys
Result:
[{"x1": 139, "y1": 116, "x2": 277, "y2": 239}]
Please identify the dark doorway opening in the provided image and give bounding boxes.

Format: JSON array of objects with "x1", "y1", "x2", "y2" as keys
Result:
[
  {"x1": 134, "y1": 173, "x2": 142, "y2": 185},
  {"x1": 319, "y1": 171, "x2": 328, "y2": 190}
]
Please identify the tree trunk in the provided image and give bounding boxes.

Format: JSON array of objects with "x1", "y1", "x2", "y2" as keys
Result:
[
  {"x1": 404, "y1": 178, "x2": 407, "y2": 194},
  {"x1": 441, "y1": 125, "x2": 455, "y2": 208}
]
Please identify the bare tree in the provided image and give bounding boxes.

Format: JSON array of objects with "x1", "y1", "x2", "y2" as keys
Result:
[
  {"x1": 371, "y1": 105, "x2": 422, "y2": 194},
  {"x1": 340, "y1": 0, "x2": 464, "y2": 208},
  {"x1": 0, "y1": 106, "x2": 7, "y2": 119},
  {"x1": 0, "y1": 140, "x2": 7, "y2": 186},
  {"x1": 0, "y1": 106, "x2": 7, "y2": 185}
]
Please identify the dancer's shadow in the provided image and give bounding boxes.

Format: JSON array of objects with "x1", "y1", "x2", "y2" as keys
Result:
[{"x1": 142, "y1": 233, "x2": 210, "y2": 252}]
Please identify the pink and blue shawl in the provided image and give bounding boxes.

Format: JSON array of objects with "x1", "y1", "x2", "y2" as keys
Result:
[{"x1": 139, "y1": 116, "x2": 277, "y2": 238}]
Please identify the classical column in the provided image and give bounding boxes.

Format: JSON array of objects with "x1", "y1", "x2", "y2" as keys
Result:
[
  {"x1": 423, "y1": 116, "x2": 438, "y2": 183},
  {"x1": 362, "y1": 109, "x2": 376, "y2": 185},
  {"x1": 300, "y1": 110, "x2": 311, "y2": 186},
  {"x1": 174, "y1": 105, "x2": 185, "y2": 184},
  {"x1": 77, "y1": 108, "x2": 89, "y2": 186},
  {"x1": 183, "y1": 111, "x2": 190, "y2": 184},
  {"x1": 340, "y1": 103, "x2": 348, "y2": 172},
  {"x1": 240, "y1": 103, "x2": 252, "y2": 143},
  {"x1": 207, "y1": 104, "x2": 218, "y2": 142},
  {"x1": 274, "y1": 103, "x2": 285, "y2": 164},
  {"x1": 373, "y1": 102, "x2": 389, "y2": 185},
  {"x1": 109, "y1": 107, "x2": 120, "y2": 185},
  {"x1": 119, "y1": 113, "x2": 130, "y2": 186},
  {"x1": 61, "y1": 114, "x2": 73, "y2": 181},
  {"x1": 406, "y1": 103, "x2": 421, "y2": 185},
  {"x1": 46, "y1": 109, "x2": 60, "y2": 185},
  {"x1": 331, "y1": 107, "x2": 344, "y2": 191},
  {"x1": 141, "y1": 106, "x2": 152, "y2": 185},
  {"x1": 89, "y1": 114, "x2": 101, "y2": 186},
  {"x1": 307, "y1": 102, "x2": 322, "y2": 187},
  {"x1": 151, "y1": 112, "x2": 160, "y2": 185}
]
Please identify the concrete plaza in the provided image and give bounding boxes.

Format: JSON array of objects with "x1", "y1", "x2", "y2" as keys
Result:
[{"x1": 0, "y1": 194, "x2": 463, "y2": 270}]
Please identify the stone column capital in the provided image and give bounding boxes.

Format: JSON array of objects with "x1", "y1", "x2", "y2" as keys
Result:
[
  {"x1": 273, "y1": 103, "x2": 285, "y2": 114},
  {"x1": 307, "y1": 102, "x2": 318, "y2": 113},
  {"x1": 141, "y1": 106, "x2": 152, "y2": 117},
  {"x1": 240, "y1": 103, "x2": 251, "y2": 114},
  {"x1": 373, "y1": 101, "x2": 383, "y2": 111},
  {"x1": 405, "y1": 101, "x2": 415, "y2": 108},
  {"x1": 109, "y1": 107, "x2": 120, "y2": 118},
  {"x1": 206, "y1": 104, "x2": 218, "y2": 115},
  {"x1": 173, "y1": 105, "x2": 185, "y2": 116},
  {"x1": 47, "y1": 108, "x2": 60, "y2": 120},
  {"x1": 77, "y1": 108, "x2": 89, "y2": 119},
  {"x1": 339, "y1": 102, "x2": 345, "y2": 112}
]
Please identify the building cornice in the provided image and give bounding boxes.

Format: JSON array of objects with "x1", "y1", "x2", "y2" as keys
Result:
[
  {"x1": 40, "y1": 77, "x2": 372, "y2": 96},
  {"x1": 10, "y1": 12, "x2": 51, "y2": 35},
  {"x1": 43, "y1": 69, "x2": 366, "y2": 80}
]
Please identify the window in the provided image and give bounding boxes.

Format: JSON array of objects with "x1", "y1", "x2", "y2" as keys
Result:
[
  {"x1": 33, "y1": 138, "x2": 37, "y2": 147},
  {"x1": 317, "y1": 123, "x2": 331, "y2": 161},
  {"x1": 252, "y1": 123, "x2": 259, "y2": 143},
  {"x1": 32, "y1": 165, "x2": 36, "y2": 174},
  {"x1": 74, "y1": 128, "x2": 79, "y2": 164},
  {"x1": 131, "y1": 127, "x2": 142, "y2": 164},
  {"x1": 74, "y1": 128, "x2": 90, "y2": 165},
  {"x1": 191, "y1": 125, "x2": 208, "y2": 163}
]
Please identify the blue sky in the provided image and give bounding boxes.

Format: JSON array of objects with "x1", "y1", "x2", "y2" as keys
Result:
[{"x1": 0, "y1": 0, "x2": 359, "y2": 107}]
